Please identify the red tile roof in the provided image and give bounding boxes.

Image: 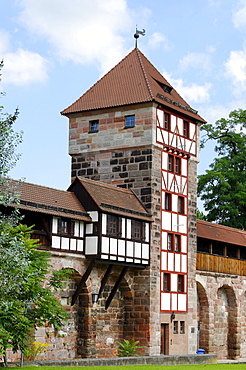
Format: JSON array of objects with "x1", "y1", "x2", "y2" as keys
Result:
[
  {"x1": 61, "y1": 48, "x2": 206, "y2": 123},
  {"x1": 8, "y1": 180, "x2": 91, "y2": 221},
  {"x1": 197, "y1": 219, "x2": 246, "y2": 247},
  {"x1": 73, "y1": 177, "x2": 152, "y2": 221}
]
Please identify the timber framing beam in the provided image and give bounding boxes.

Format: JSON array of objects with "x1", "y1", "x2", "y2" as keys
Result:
[
  {"x1": 71, "y1": 258, "x2": 95, "y2": 306},
  {"x1": 105, "y1": 266, "x2": 128, "y2": 309}
]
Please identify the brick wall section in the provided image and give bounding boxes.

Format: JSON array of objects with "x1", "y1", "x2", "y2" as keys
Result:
[{"x1": 187, "y1": 156, "x2": 199, "y2": 354}]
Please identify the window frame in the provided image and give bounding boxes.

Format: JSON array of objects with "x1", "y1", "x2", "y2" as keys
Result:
[
  {"x1": 58, "y1": 218, "x2": 75, "y2": 236},
  {"x1": 89, "y1": 119, "x2": 99, "y2": 133},
  {"x1": 173, "y1": 321, "x2": 178, "y2": 334},
  {"x1": 177, "y1": 274, "x2": 185, "y2": 293},
  {"x1": 163, "y1": 273, "x2": 171, "y2": 292},
  {"x1": 183, "y1": 120, "x2": 189, "y2": 138},
  {"x1": 180, "y1": 321, "x2": 185, "y2": 334},
  {"x1": 125, "y1": 115, "x2": 135, "y2": 128},
  {"x1": 174, "y1": 235, "x2": 181, "y2": 252},
  {"x1": 178, "y1": 196, "x2": 185, "y2": 214},
  {"x1": 164, "y1": 112, "x2": 171, "y2": 130},
  {"x1": 165, "y1": 193, "x2": 172, "y2": 211},
  {"x1": 107, "y1": 214, "x2": 122, "y2": 237},
  {"x1": 131, "y1": 219, "x2": 146, "y2": 241},
  {"x1": 168, "y1": 154, "x2": 174, "y2": 172},
  {"x1": 175, "y1": 157, "x2": 181, "y2": 174}
]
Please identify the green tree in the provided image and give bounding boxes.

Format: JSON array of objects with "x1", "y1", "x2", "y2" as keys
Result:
[
  {"x1": 0, "y1": 61, "x2": 70, "y2": 366},
  {"x1": 197, "y1": 109, "x2": 246, "y2": 229}
]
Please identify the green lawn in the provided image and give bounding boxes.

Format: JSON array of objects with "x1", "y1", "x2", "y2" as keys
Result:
[{"x1": 11, "y1": 365, "x2": 246, "y2": 370}]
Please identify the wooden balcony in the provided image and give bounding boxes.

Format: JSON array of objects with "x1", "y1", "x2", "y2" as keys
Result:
[
  {"x1": 197, "y1": 252, "x2": 246, "y2": 276},
  {"x1": 31, "y1": 230, "x2": 50, "y2": 248}
]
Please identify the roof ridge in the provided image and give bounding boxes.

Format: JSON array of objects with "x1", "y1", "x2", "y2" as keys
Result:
[
  {"x1": 78, "y1": 176, "x2": 133, "y2": 194},
  {"x1": 136, "y1": 48, "x2": 155, "y2": 101},
  {"x1": 10, "y1": 178, "x2": 72, "y2": 194},
  {"x1": 197, "y1": 219, "x2": 246, "y2": 233}
]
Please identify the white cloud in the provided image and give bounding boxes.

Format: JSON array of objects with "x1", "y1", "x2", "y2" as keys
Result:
[
  {"x1": 233, "y1": 0, "x2": 246, "y2": 31},
  {"x1": 163, "y1": 71, "x2": 212, "y2": 104},
  {"x1": 18, "y1": 0, "x2": 132, "y2": 74},
  {"x1": 179, "y1": 51, "x2": 213, "y2": 72},
  {"x1": 2, "y1": 49, "x2": 49, "y2": 85},
  {"x1": 148, "y1": 32, "x2": 172, "y2": 51},
  {"x1": 224, "y1": 47, "x2": 246, "y2": 93},
  {"x1": 0, "y1": 29, "x2": 11, "y2": 54}
]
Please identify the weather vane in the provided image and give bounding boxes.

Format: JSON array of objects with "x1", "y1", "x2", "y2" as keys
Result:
[{"x1": 134, "y1": 26, "x2": 145, "y2": 48}]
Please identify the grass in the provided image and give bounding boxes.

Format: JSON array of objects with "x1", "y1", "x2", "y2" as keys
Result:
[{"x1": 10, "y1": 365, "x2": 246, "y2": 370}]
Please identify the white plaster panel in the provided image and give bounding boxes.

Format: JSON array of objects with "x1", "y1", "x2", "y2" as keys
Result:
[
  {"x1": 135, "y1": 242, "x2": 141, "y2": 258},
  {"x1": 168, "y1": 253, "x2": 174, "y2": 271},
  {"x1": 52, "y1": 217, "x2": 58, "y2": 234},
  {"x1": 122, "y1": 218, "x2": 126, "y2": 238},
  {"x1": 172, "y1": 194, "x2": 178, "y2": 213},
  {"x1": 101, "y1": 236, "x2": 109, "y2": 254},
  {"x1": 77, "y1": 240, "x2": 83, "y2": 251},
  {"x1": 101, "y1": 254, "x2": 108, "y2": 259},
  {"x1": 61, "y1": 237, "x2": 69, "y2": 250},
  {"x1": 161, "y1": 292, "x2": 171, "y2": 311},
  {"x1": 177, "y1": 117, "x2": 183, "y2": 132},
  {"x1": 142, "y1": 243, "x2": 149, "y2": 259},
  {"x1": 162, "y1": 231, "x2": 167, "y2": 250},
  {"x1": 178, "y1": 215, "x2": 187, "y2": 233},
  {"x1": 134, "y1": 258, "x2": 141, "y2": 264},
  {"x1": 163, "y1": 130, "x2": 168, "y2": 144},
  {"x1": 181, "y1": 255, "x2": 187, "y2": 273},
  {"x1": 74, "y1": 221, "x2": 79, "y2": 237},
  {"x1": 52, "y1": 235, "x2": 60, "y2": 249},
  {"x1": 118, "y1": 257, "x2": 125, "y2": 261},
  {"x1": 175, "y1": 253, "x2": 181, "y2": 272},
  {"x1": 118, "y1": 239, "x2": 125, "y2": 256},
  {"x1": 110, "y1": 238, "x2": 117, "y2": 255},
  {"x1": 127, "y1": 241, "x2": 134, "y2": 257},
  {"x1": 171, "y1": 293, "x2": 177, "y2": 311},
  {"x1": 142, "y1": 260, "x2": 148, "y2": 264},
  {"x1": 157, "y1": 129, "x2": 163, "y2": 143},
  {"x1": 126, "y1": 257, "x2": 133, "y2": 262},
  {"x1": 70, "y1": 238, "x2": 77, "y2": 251},
  {"x1": 171, "y1": 115, "x2": 176, "y2": 132},
  {"x1": 86, "y1": 223, "x2": 93, "y2": 234},
  {"x1": 126, "y1": 219, "x2": 131, "y2": 239},
  {"x1": 161, "y1": 251, "x2": 167, "y2": 270},
  {"x1": 85, "y1": 236, "x2": 98, "y2": 254},
  {"x1": 88, "y1": 211, "x2": 98, "y2": 222},
  {"x1": 190, "y1": 141, "x2": 196, "y2": 155},
  {"x1": 181, "y1": 235, "x2": 187, "y2": 253},
  {"x1": 145, "y1": 223, "x2": 149, "y2": 242},
  {"x1": 178, "y1": 294, "x2": 186, "y2": 311},
  {"x1": 102, "y1": 213, "x2": 107, "y2": 235},
  {"x1": 110, "y1": 255, "x2": 117, "y2": 260},
  {"x1": 171, "y1": 273, "x2": 177, "y2": 292},
  {"x1": 162, "y1": 211, "x2": 171, "y2": 230},
  {"x1": 157, "y1": 109, "x2": 164, "y2": 127},
  {"x1": 190, "y1": 122, "x2": 195, "y2": 137},
  {"x1": 172, "y1": 213, "x2": 178, "y2": 232},
  {"x1": 181, "y1": 158, "x2": 187, "y2": 177},
  {"x1": 80, "y1": 222, "x2": 84, "y2": 237},
  {"x1": 162, "y1": 151, "x2": 167, "y2": 166}
]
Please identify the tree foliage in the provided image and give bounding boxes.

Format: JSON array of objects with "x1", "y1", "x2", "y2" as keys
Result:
[
  {"x1": 198, "y1": 109, "x2": 246, "y2": 229},
  {"x1": 0, "y1": 61, "x2": 70, "y2": 365}
]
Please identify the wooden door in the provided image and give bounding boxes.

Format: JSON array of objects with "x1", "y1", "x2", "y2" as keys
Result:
[{"x1": 161, "y1": 324, "x2": 169, "y2": 355}]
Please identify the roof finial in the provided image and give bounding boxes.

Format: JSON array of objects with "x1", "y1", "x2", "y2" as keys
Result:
[{"x1": 134, "y1": 26, "x2": 145, "y2": 48}]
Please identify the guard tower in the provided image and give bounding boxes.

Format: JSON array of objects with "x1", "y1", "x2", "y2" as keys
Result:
[{"x1": 61, "y1": 47, "x2": 206, "y2": 355}]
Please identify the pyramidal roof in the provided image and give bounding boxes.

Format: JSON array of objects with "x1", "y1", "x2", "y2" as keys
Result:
[{"x1": 61, "y1": 48, "x2": 205, "y2": 123}]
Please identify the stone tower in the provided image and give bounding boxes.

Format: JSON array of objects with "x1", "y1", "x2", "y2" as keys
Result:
[{"x1": 61, "y1": 48, "x2": 206, "y2": 355}]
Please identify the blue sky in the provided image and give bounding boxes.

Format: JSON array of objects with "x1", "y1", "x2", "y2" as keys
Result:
[{"x1": 1, "y1": 0, "x2": 246, "y2": 197}]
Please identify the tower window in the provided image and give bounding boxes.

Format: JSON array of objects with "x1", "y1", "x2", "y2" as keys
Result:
[
  {"x1": 131, "y1": 220, "x2": 145, "y2": 241},
  {"x1": 175, "y1": 157, "x2": 181, "y2": 174},
  {"x1": 58, "y1": 218, "x2": 74, "y2": 236},
  {"x1": 89, "y1": 120, "x2": 99, "y2": 132},
  {"x1": 168, "y1": 154, "x2": 174, "y2": 172},
  {"x1": 163, "y1": 273, "x2": 171, "y2": 291},
  {"x1": 167, "y1": 233, "x2": 173, "y2": 250},
  {"x1": 173, "y1": 321, "x2": 178, "y2": 334},
  {"x1": 180, "y1": 321, "x2": 185, "y2": 334},
  {"x1": 178, "y1": 274, "x2": 185, "y2": 292},
  {"x1": 164, "y1": 113, "x2": 170, "y2": 130},
  {"x1": 125, "y1": 115, "x2": 135, "y2": 128},
  {"x1": 175, "y1": 235, "x2": 181, "y2": 252},
  {"x1": 183, "y1": 120, "x2": 189, "y2": 138},
  {"x1": 165, "y1": 193, "x2": 172, "y2": 211},
  {"x1": 178, "y1": 196, "x2": 185, "y2": 214}
]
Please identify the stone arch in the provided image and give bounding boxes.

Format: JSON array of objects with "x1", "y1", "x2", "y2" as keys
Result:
[
  {"x1": 214, "y1": 284, "x2": 239, "y2": 359},
  {"x1": 196, "y1": 281, "x2": 209, "y2": 353}
]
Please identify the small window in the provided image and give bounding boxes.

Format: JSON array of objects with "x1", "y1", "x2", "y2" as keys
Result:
[
  {"x1": 180, "y1": 321, "x2": 185, "y2": 334},
  {"x1": 174, "y1": 235, "x2": 181, "y2": 252},
  {"x1": 131, "y1": 220, "x2": 145, "y2": 241},
  {"x1": 58, "y1": 219, "x2": 74, "y2": 236},
  {"x1": 89, "y1": 120, "x2": 99, "y2": 132},
  {"x1": 165, "y1": 193, "x2": 172, "y2": 211},
  {"x1": 183, "y1": 120, "x2": 189, "y2": 138},
  {"x1": 107, "y1": 215, "x2": 122, "y2": 237},
  {"x1": 125, "y1": 115, "x2": 135, "y2": 128},
  {"x1": 178, "y1": 274, "x2": 185, "y2": 293},
  {"x1": 173, "y1": 321, "x2": 178, "y2": 334},
  {"x1": 163, "y1": 273, "x2": 171, "y2": 291},
  {"x1": 178, "y1": 196, "x2": 185, "y2": 214},
  {"x1": 175, "y1": 157, "x2": 181, "y2": 174},
  {"x1": 168, "y1": 154, "x2": 174, "y2": 172},
  {"x1": 164, "y1": 113, "x2": 170, "y2": 130},
  {"x1": 167, "y1": 233, "x2": 173, "y2": 251}
]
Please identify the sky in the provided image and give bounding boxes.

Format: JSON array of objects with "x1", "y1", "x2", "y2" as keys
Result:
[{"x1": 1, "y1": 0, "x2": 246, "y2": 196}]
